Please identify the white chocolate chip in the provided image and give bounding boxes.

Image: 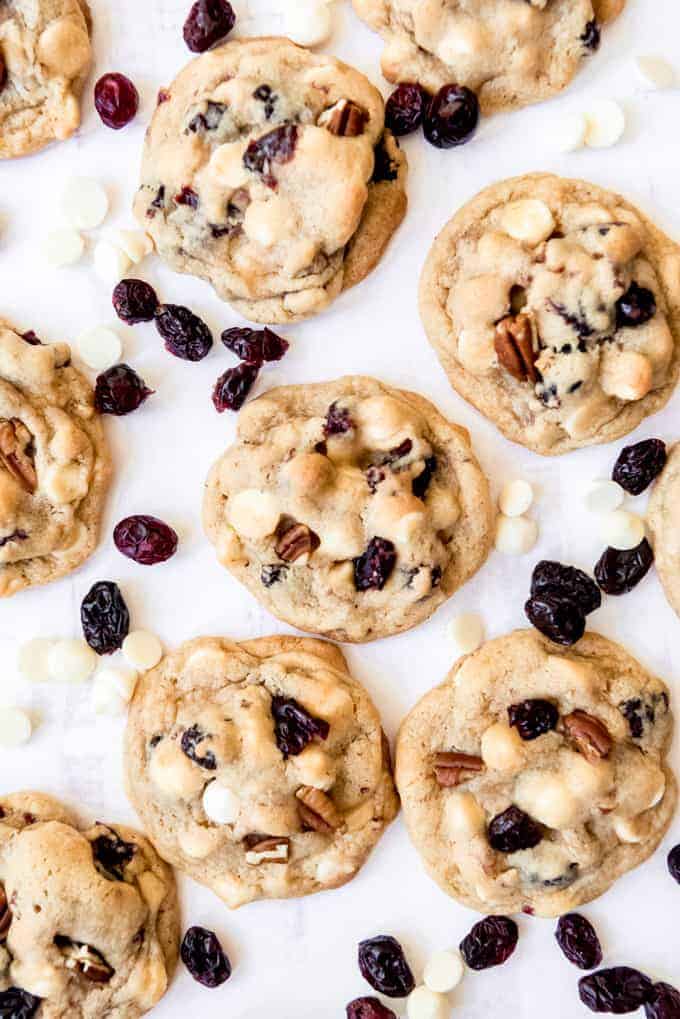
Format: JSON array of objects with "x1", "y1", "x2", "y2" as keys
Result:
[
  {"x1": 109, "y1": 229, "x2": 154, "y2": 264},
  {"x1": 423, "y1": 950, "x2": 464, "y2": 994},
  {"x1": 635, "y1": 55, "x2": 675, "y2": 91},
  {"x1": 93, "y1": 241, "x2": 133, "y2": 284},
  {"x1": 283, "y1": 2, "x2": 333, "y2": 47},
  {"x1": 18, "y1": 638, "x2": 55, "y2": 682},
  {"x1": 407, "y1": 985, "x2": 449, "y2": 1019},
  {"x1": 553, "y1": 111, "x2": 588, "y2": 153},
  {"x1": 612, "y1": 815, "x2": 645, "y2": 844},
  {"x1": 0, "y1": 708, "x2": 32, "y2": 747},
  {"x1": 584, "y1": 480, "x2": 624, "y2": 514},
  {"x1": 480, "y1": 722, "x2": 524, "y2": 773},
  {"x1": 92, "y1": 667, "x2": 138, "y2": 715},
  {"x1": 228, "y1": 489, "x2": 280, "y2": 540},
  {"x1": 515, "y1": 772, "x2": 580, "y2": 829},
  {"x1": 600, "y1": 509, "x2": 645, "y2": 550},
  {"x1": 47, "y1": 639, "x2": 97, "y2": 683},
  {"x1": 61, "y1": 177, "x2": 109, "y2": 230},
  {"x1": 494, "y1": 515, "x2": 538, "y2": 555},
  {"x1": 43, "y1": 228, "x2": 85, "y2": 267},
  {"x1": 442, "y1": 791, "x2": 486, "y2": 839},
  {"x1": 584, "y1": 100, "x2": 626, "y2": 149},
  {"x1": 122, "y1": 631, "x2": 163, "y2": 671},
  {"x1": 499, "y1": 479, "x2": 533, "y2": 517},
  {"x1": 202, "y1": 781, "x2": 241, "y2": 825},
  {"x1": 448, "y1": 613, "x2": 484, "y2": 657},
  {"x1": 43, "y1": 463, "x2": 89, "y2": 504},
  {"x1": 75, "y1": 325, "x2": 122, "y2": 371},
  {"x1": 499, "y1": 200, "x2": 555, "y2": 246}
]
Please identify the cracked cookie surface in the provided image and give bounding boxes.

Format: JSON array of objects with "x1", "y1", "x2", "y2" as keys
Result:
[
  {"x1": 134, "y1": 37, "x2": 407, "y2": 324},
  {"x1": 0, "y1": 320, "x2": 109, "y2": 597},
  {"x1": 0, "y1": 791, "x2": 179, "y2": 1018},
  {"x1": 352, "y1": 0, "x2": 624, "y2": 115},
  {"x1": 648, "y1": 442, "x2": 680, "y2": 618},
  {"x1": 420, "y1": 174, "x2": 680, "y2": 455},
  {"x1": 396, "y1": 629, "x2": 676, "y2": 917},
  {"x1": 124, "y1": 635, "x2": 399, "y2": 908},
  {"x1": 0, "y1": 0, "x2": 92, "y2": 159},
  {"x1": 203, "y1": 376, "x2": 493, "y2": 642}
]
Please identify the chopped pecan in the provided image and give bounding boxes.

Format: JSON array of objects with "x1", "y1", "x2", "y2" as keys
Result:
[
  {"x1": 0, "y1": 885, "x2": 11, "y2": 940},
  {"x1": 434, "y1": 751, "x2": 485, "y2": 787},
  {"x1": 55, "y1": 936, "x2": 114, "y2": 983},
  {"x1": 563, "y1": 710, "x2": 612, "y2": 763},
  {"x1": 243, "y1": 834, "x2": 290, "y2": 865},
  {"x1": 318, "y1": 99, "x2": 368, "y2": 137},
  {"x1": 275, "y1": 522, "x2": 320, "y2": 563},
  {"x1": 0, "y1": 419, "x2": 37, "y2": 493},
  {"x1": 494, "y1": 313, "x2": 539, "y2": 383},
  {"x1": 296, "y1": 786, "x2": 342, "y2": 833}
]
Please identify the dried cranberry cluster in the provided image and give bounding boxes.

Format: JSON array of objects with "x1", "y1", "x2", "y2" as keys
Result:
[
  {"x1": 213, "y1": 327, "x2": 289, "y2": 413},
  {"x1": 385, "y1": 82, "x2": 479, "y2": 149}
]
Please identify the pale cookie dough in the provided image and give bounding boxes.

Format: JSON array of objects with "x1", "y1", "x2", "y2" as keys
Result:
[
  {"x1": 352, "y1": 0, "x2": 624, "y2": 115},
  {"x1": 420, "y1": 174, "x2": 680, "y2": 455},
  {"x1": 124, "y1": 635, "x2": 399, "y2": 908},
  {"x1": 0, "y1": 320, "x2": 110, "y2": 597},
  {"x1": 0, "y1": 791, "x2": 179, "y2": 1017},
  {"x1": 0, "y1": 0, "x2": 92, "y2": 159},
  {"x1": 648, "y1": 442, "x2": 680, "y2": 618},
  {"x1": 396, "y1": 630, "x2": 676, "y2": 917},
  {"x1": 134, "y1": 37, "x2": 407, "y2": 324},
  {"x1": 203, "y1": 376, "x2": 494, "y2": 642}
]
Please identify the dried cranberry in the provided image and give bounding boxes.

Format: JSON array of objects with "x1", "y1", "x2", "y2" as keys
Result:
[
  {"x1": 353, "y1": 538, "x2": 397, "y2": 591},
  {"x1": 324, "y1": 402, "x2": 354, "y2": 436},
  {"x1": 667, "y1": 844, "x2": 680, "y2": 885},
  {"x1": 372, "y1": 138, "x2": 399, "y2": 183},
  {"x1": 91, "y1": 828, "x2": 136, "y2": 881},
  {"x1": 181, "y1": 724, "x2": 217, "y2": 770},
  {"x1": 488, "y1": 805, "x2": 543, "y2": 853},
  {"x1": 261, "y1": 564, "x2": 287, "y2": 586},
  {"x1": 525, "y1": 594, "x2": 585, "y2": 646},
  {"x1": 358, "y1": 936, "x2": 415, "y2": 998},
  {"x1": 594, "y1": 539, "x2": 654, "y2": 595},
  {"x1": 181, "y1": 926, "x2": 231, "y2": 988},
  {"x1": 579, "y1": 967, "x2": 653, "y2": 1014},
  {"x1": 155, "y1": 304, "x2": 213, "y2": 361},
  {"x1": 0, "y1": 988, "x2": 41, "y2": 1018},
  {"x1": 113, "y1": 279, "x2": 159, "y2": 325},
  {"x1": 366, "y1": 466, "x2": 385, "y2": 493},
  {"x1": 0, "y1": 530, "x2": 27, "y2": 548},
  {"x1": 384, "y1": 83, "x2": 428, "y2": 137},
  {"x1": 620, "y1": 692, "x2": 667, "y2": 739},
  {"x1": 21, "y1": 330, "x2": 41, "y2": 346},
  {"x1": 555, "y1": 914, "x2": 603, "y2": 970},
  {"x1": 531, "y1": 561, "x2": 601, "y2": 616},
  {"x1": 412, "y1": 456, "x2": 437, "y2": 499},
  {"x1": 183, "y1": 0, "x2": 235, "y2": 52},
  {"x1": 113, "y1": 515, "x2": 178, "y2": 565},
  {"x1": 94, "y1": 73, "x2": 139, "y2": 129},
  {"x1": 459, "y1": 916, "x2": 518, "y2": 970},
  {"x1": 0, "y1": 54, "x2": 6, "y2": 93},
  {"x1": 615, "y1": 283, "x2": 657, "y2": 329},
  {"x1": 175, "y1": 186, "x2": 199, "y2": 209},
  {"x1": 243, "y1": 124, "x2": 298, "y2": 186},
  {"x1": 581, "y1": 19, "x2": 601, "y2": 50},
  {"x1": 346, "y1": 998, "x2": 397, "y2": 1019},
  {"x1": 423, "y1": 84, "x2": 479, "y2": 149},
  {"x1": 612, "y1": 439, "x2": 667, "y2": 495},
  {"x1": 253, "y1": 84, "x2": 277, "y2": 119},
  {"x1": 212, "y1": 362, "x2": 259, "y2": 412},
  {"x1": 271, "y1": 696, "x2": 330, "y2": 758},
  {"x1": 507, "y1": 699, "x2": 559, "y2": 741},
  {"x1": 221, "y1": 326, "x2": 289, "y2": 364},
  {"x1": 80, "y1": 581, "x2": 130, "y2": 655},
  {"x1": 94, "y1": 364, "x2": 154, "y2": 416},
  {"x1": 645, "y1": 982, "x2": 680, "y2": 1019}
]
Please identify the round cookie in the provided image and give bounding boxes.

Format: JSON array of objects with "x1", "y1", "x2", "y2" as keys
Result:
[
  {"x1": 203, "y1": 376, "x2": 494, "y2": 642},
  {"x1": 648, "y1": 441, "x2": 680, "y2": 618},
  {"x1": 0, "y1": 791, "x2": 179, "y2": 1018},
  {"x1": 396, "y1": 630, "x2": 676, "y2": 917},
  {"x1": 352, "y1": 0, "x2": 624, "y2": 115},
  {"x1": 134, "y1": 37, "x2": 407, "y2": 324},
  {"x1": 420, "y1": 174, "x2": 680, "y2": 455},
  {"x1": 0, "y1": 320, "x2": 110, "y2": 597},
  {"x1": 124, "y1": 635, "x2": 399, "y2": 908},
  {"x1": 0, "y1": 0, "x2": 92, "y2": 159}
]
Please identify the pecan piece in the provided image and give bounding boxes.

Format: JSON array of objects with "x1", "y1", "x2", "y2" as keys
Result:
[
  {"x1": 494, "y1": 313, "x2": 539, "y2": 383},
  {"x1": 243, "y1": 834, "x2": 290, "y2": 865},
  {"x1": 0, "y1": 419, "x2": 37, "y2": 493},
  {"x1": 434, "y1": 751, "x2": 485, "y2": 787},
  {"x1": 296, "y1": 786, "x2": 342, "y2": 833},
  {"x1": 318, "y1": 99, "x2": 368, "y2": 137},
  {"x1": 55, "y1": 937, "x2": 114, "y2": 983},
  {"x1": 275, "y1": 522, "x2": 320, "y2": 563},
  {"x1": 0, "y1": 885, "x2": 11, "y2": 940},
  {"x1": 563, "y1": 710, "x2": 612, "y2": 763}
]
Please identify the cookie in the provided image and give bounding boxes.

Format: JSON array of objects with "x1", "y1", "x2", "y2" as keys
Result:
[
  {"x1": 124, "y1": 635, "x2": 399, "y2": 908},
  {"x1": 648, "y1": 442, "x2": 680, "y2": 618},
  {"x1": 420, "y1": 174, "x2": 680, "y2": 455},
  {"x1": 133, "y1": 37, "x2": 407, "y2": 324},
  {"x1": 203, "y1": 376, "x2": 494, "y2": 642},
  {"x1": 396, "y1": 629, "x2": 676, "y2": 917},
  {"x1": 352, "y1": 0, "x2": 624, "y2": 115},
  {"x1": 0, "y1": 321, "x2": 109, "y2": 597},
  {"x1": 0, "y1": 791, "x2": 179, "y2": 1017},
  {"x1": 0, "y1": 1, "x2": 92, "y2": 159}
]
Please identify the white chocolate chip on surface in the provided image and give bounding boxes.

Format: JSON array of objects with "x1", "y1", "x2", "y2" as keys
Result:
[
  {"x1": 92, "y1": 667, "x2": 138, "y2": 715},
  {"x1": 283, "y1": 2, "x2": 333, "y2": 47},
  {"x1": 600, "y1": 509, "x2": 645, "y2": 550},
  {"x1": 584, "y1": 479, "x2": 625, "y2": 514},
  {"x1": 635, "y1": 55, "x2": 675, "y2": 90},
  {"x1": 61, "y1": 177, "x2": 109, "y2": 230},
  {"x1": 47, "y1": 639, "x2": 97, "y2": 683},
  {"x1": 584, "y1": 100, "x2": 626, "y2": 149},
  {"x1": 0, "y1": 707, "x2": 32, "y2": 747},
  {"x1": 553, "y1": 111, "x2": 588, "y2": 153},
  {"x1": 110, "y1": 229, "x2": 154, "y2": 264},
  {"x1": 74, "y1": 325, "x2": 122, "y2": 371},
  {"x1": 407, "y1": 985, "x2": 449, "y2": 1019},
  {"x1": 122, "y1": 631, "x2": 163, "y2": 671},
  {"x1": 93, "y1": 240, "x2": 133, "y2": 284},
  {"x1": 448, "y1": 613, "x2": 484, "y2": 657},
  {"x1": 202, "y1": 781, "x2": 241, "y2": 825},
  {"x1": 423, "y1": 949, "x2": 464, "y2": 994},
  {"x1": 499, "y1": 200, "x2": 555, "y2": 246},
  {"x1": 499, "y1": 479, "x2": 533, "y2": 517},
  {"x1": 494, "y1": 515, "x2": 538, "y2": 555},
  {"x1": 18, "y1": 639, "x2": 54, "y2": 682},
  {"x1": 43, "y1": 228, "x2": 85, "y2": 267}
]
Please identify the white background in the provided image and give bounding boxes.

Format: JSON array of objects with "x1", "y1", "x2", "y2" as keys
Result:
[{"x1": 1, "y1": 0, "x2": 680, "y2": 1015}]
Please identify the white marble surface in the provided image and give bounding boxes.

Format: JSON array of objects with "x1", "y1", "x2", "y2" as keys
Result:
[{"x1": 1, "y1": 1, "x2": 680, "y2": 1015}]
